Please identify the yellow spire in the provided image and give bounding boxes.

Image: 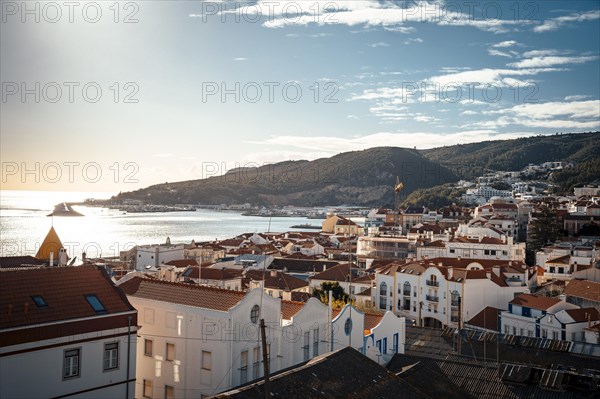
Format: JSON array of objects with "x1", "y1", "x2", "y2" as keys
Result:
[{"x1": 35, "y1": 226, "x2": 64, "y2": 260}]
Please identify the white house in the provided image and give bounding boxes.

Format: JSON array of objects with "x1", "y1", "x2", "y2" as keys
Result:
[
  {"x1": 136, "y1": 238, "x2": 185, "y2": 271},
  {"x1": 118, "y1": 276, "x2": 407, "y2": 397},
  {"x1": 499, "y1": 293, "x2": 578, "y2": 338},
  {"x1": 0, "y1": 267, "x2": 138, "y2": 399}
]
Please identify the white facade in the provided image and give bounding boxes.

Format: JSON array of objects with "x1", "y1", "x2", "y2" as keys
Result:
[
  {"x1": 375, "y1": 263, "x2": 530, "y2": 328},
  {"x1": 136, "y1": 243, "x2": 185, "y2": 271},
  {"x1": 1, "y1": 318, "x2": 136, "y2": 399},
  {"x1": 417, "y1": 236, "x2": 525, "y2": 262},
  {"x1": 124, "y1": 282, "x2": 406, "y2": 398},
  {"x1": 363, "y1": 311, "x2": 406, "y2": 365},
  {"x1": 500, "y1": 300, "x2": 577, "y2": 339}
]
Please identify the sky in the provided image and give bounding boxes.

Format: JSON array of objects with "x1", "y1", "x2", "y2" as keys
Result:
[{"x1": 1, "y1": 0, "x2": 599, "y2": 193}]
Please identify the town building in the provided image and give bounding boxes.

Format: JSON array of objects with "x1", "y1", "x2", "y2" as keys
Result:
[{"x1": 0, "y1": 267, "x2": 138, "y2": 399}]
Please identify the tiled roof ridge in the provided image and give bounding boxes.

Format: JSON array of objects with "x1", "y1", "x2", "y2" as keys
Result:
[{"x1": 126, "y1": 275, "x2": 247, "y2": 297}]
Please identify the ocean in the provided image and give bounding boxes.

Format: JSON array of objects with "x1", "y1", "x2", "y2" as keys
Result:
[{"x1": 0, "y1": 190, "x2": 321, "y2": 261}]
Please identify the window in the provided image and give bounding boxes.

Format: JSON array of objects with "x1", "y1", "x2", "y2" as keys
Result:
[
  {"x1": 253, "y1": 347, "x2": 260, "y2": 380},
  {"x1": 202, "y1": 351, "x2": 211, "y2": 371},
  {"x1": 165, "y1": 385, "x2": 174, "y2": 399},
  {"x1": 31, "y1": 295, "x2": 48, "y2": 308},
  {"x1": 313, "y1": 328, "x2": 319, "y2": 357},
  {"x1": 542, "y1": 329, "x2": 548, "y2": 338},
  {"x1": 166, "y1": 343, "x2": 175, "y2": 361},
  {"x1": 383, "y1": 337, "x2": 388, "y2": 354},
  {"x1": 250, "y1": 305, "x2": 260, "y2": 324},
  {"x1": 84, "y1": 294, "x2": 106, "y2": 314},
  {"x1": 552, "y1": 331, "x2": 559, "y2": 340},
  {"x1": 379, "y1": 282, "x2": 387, "y2": 296},
  {"x1": 303, "y1": 331, "x2": 310, "y2": 361},
  {"x1": 240, "y1": 350, "x2": 248, "y2": 384},
  {"x1": 512, "y1": 326, "x2": 516, "y2": 335},
  {"x1": 344, "y1": 318, "x2": 353, "y2": 336},
  {"x1": 504, "y1": 325, "x2": 509, "y2": 334},
  {"x1": 104, "y1": 342, "x2": 119, "y2": 371},
  {"x1": 144, "y1": 339, "x2": 153, "y2": 357},
  {"x1": 143, "y1": 380, "x2": 153, "y2": 398},
  {"x1": 64, "y1": 348, "x2": 80, "y2": 379}
]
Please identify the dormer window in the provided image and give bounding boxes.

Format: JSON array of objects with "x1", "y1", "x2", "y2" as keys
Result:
[
  {"x1": 85, "y1": 294, "x2": 107, "y2": 314},
  {"x1": 31, "y1": 295, "x2": 48, "y2": 308}
]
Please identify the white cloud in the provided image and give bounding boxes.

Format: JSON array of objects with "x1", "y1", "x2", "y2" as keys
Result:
[
  {"x1": 564, "y1": 95, "x2": 591, "y2": 101},
  {"x1": 404, "y1": 38, "x2": 423, "y2": 45},
  {"x1": 491, "y1": 41, "x2": 520, "y2": 48},
  {"x1": 488, "y1": 49, "x2": 515, "y2": 58},
  {"x1": 521, "y1": 49, "x2": 562, "y2": 58},
  {"x1": 534, "y1": 10, "x2": 600, "y2": 32},
  {"x1": 255, "y1": 131, "x2": 543, "y2": 153},
  {"x1": 233, "y1": 57, "x2": 247, "y2": 61},
  {"x1": 461, "y1": 110, "x2": 477, "y2": 115},
  {"x1": 468, "y1": 100, "x2": 600, "y2": 130},
  {"x1": 223, "y1": 0, "x2": 535, "y2": 33},
  {"x1": 509, "y1": 55, "x2": 598, "y2": 68},
  {"x1": 370, "y1": 42, "x2": 390, "y2": 48}
]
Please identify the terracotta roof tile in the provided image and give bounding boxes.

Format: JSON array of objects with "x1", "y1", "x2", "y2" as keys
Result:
[
  {"x1": 165, "y1": 258, "x2": 199, "y2": 268},
  {"x1": 509, "y1": 294, "x2": 561, "y2": 310},
  {"x1": 119, "y1": 277, "x2": 246, "y2": 311},
  {"x1": 364, "y1": 312, "x2": 383, "y2": 332},
  {"x1": 0, "y1": 266, "x2": 134, "y2": 330},
  {"x1": 564, "y1": 279, "x2": 600, "y2": 303},
  {"x1": 564, "y1": 308, "x2": 600, "y2": 323},
  {"x1": 467, "y1": 306, "x2": 500, "y2": 331},
  {"x1": 281, "y1": 300, "x2": 305, "y2": 319}
]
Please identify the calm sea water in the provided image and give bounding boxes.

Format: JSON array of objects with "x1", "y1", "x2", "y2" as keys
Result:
[{"x1": 0, "y1": 190, "x2": 320, "y2": 261}]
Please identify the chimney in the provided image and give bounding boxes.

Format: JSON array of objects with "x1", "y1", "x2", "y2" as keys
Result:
[
  {"x1": 49, "y1": 252, "x2": 54, "y2": 267},
  {"x1": 323, "y1": 264, "x2": 327, "y2": 272},
  {"x1": 492, "y1": 266, "x2": 500, "y2": 277},
  {"x1": 559, "y1": 294, "x2": 566, "y2": 302},
  {"x1": 447, "y1": 267, "x2": 453, "y2": 279},
  {"x1": 270, "y1": 270, "x2": 277, "y2": 277}
]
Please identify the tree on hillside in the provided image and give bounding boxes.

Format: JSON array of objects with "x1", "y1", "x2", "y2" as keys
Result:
[{"x1": 526, "y1": 205, "x2": 563, "y2": 264}]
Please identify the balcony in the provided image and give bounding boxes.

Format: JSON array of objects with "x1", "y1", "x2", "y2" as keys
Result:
[
  {"x1": 426, "y1": 280, "x2": 439, "y2": 287},
  {"x1": 426, "y1": 294, "x2": 439, "y2": 302},
  {"x1": 403, "y1": 290, "x2": 411, "y2": 296},
  {"x1": 451, "y1": 299, "x2": 460, "y2": 307},
  {"x1": 451, "y1": 315, "x2": 459, "y2": 322}
]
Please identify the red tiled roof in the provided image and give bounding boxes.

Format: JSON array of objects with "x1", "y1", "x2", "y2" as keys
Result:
[
  {"x1": 119, "y1": 277, "x2": 246, "y2": 311},
  {"x1": 564, "y1": 279, "x2": 600, "y2": 303},
  {"x1": 165, "y1": 258, "x2": 199, "y2": 268},
  {"x1": 0, "y1": 266, "x2": 134, "y2": 330},
  {"x1": 246, "y1": 270, "x2": 309, "y2": 291},
  {"x1": 364, "y1": 312, "x2": 383, "y2": 332},
  {"x1": 467, "y1": 306, "x2": 500, "y2": 331},
  {"x1": 310, "y1": 263, "x2": 354, "y2": 282},
  {"x1": 565, "y1": 308, "x2": 600, "y2": 323},
  {"x1": 546, "y1": 255, "x2": 570, "y2": 265},
  {"x1": 281, "y1": 300, "x2": 305, "y2": 319},
  {"x1": 186, "y1": 267, "x2": 239, "y2": 281},
  {"x1": 509, "y1": 294, "x2": 561, "y2": 310}
]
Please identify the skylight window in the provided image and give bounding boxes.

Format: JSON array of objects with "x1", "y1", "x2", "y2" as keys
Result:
[
  {"x1": 31, "y1": 295, "x2": 47, "y2": 308},
  {"x1": 85, "y1": 294, "x2": 107, "y2": 314},
  {"x1": 182, "y1": 268, "x2": 194, "y2": 277}
]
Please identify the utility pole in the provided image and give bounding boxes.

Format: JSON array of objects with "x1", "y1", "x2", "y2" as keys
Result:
[
  {"x1": 260, "y1": 319, "x2": 270, "y2": 399},
  {"x1": 126, "y1": 316, "x2": 132, "y2": 399},
  {"x1": 457, "y1": 296, "x2": 462, "y2": 355}
]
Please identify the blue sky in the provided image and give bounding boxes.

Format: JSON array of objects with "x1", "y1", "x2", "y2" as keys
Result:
[{"x1": 1, "y1": 0, "x2": 599, "y2": 192}]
